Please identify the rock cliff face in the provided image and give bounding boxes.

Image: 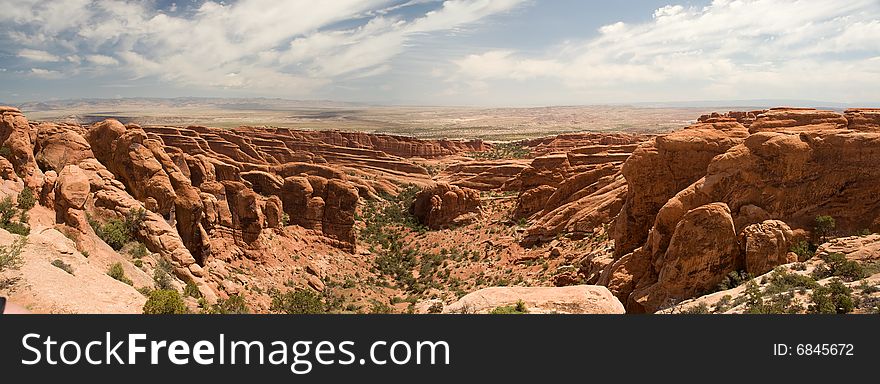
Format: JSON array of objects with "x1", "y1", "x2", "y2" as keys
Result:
[{"x1": 604, "y1": 108, "x2": 880, "y2": 312}]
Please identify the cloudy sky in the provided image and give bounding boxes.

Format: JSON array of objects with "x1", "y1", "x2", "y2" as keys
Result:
[{"x1": 1, "y1": 0, "x2": 879, "y2": 106}]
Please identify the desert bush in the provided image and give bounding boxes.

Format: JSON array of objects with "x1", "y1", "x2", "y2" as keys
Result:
[
  {"x1": 809, "y1": 279, "x2": 854, "y2": 314},
  {"x1": 89, "y1": 208, "x2": 146, "y2": 251},
  {"x1": 142, "y1": 289, "x2": 188, "y2": 314},
  {"x1": 107, "y1": 262, "x2": 132, "y2": 285},
  {"x1": 490, "y1": 300, "x2": 528, "y2": 314},
  {"x1": 51, "y1": 259, "x2": 74, "y2": 275},
  {"x1": 717, "y1": 270, "x2": 750, "y2": 291},
  {"x1": 17, "y1": 186, "x2": 35, "y2": 210},
  {"x1": 682, "y1": 303, "x2": 710, "y2": 314},
  {"x1": 764, "y1": 267, "x2": 819, "y2": 295},
  {"x1": 790, "y1": 241, "x2": 815, "y2": 261},
  {"x1": 204, "y1": 295, "x2": 250, "y2": 314},
  {"x1": 0, "y1": 196, "x2": 30, "y2": 235},
  {"x1": 183, "y1": 280, "x2": 202, "y2": 298},
  {"x1": 427, "y1": 302, "x2": 444, "y2": 314},
  {"x1": 369, "y1": 300, "x2": 393, "y2": 314},
  {"x1": 812, "y1": 253, "x2": 864, "y2": 281},
  {"x1": 128, "y1": 242, "x2": 149, "y2": 258},
  {"x1": 269, "y1": 288, "x2": 325, "y2": 314},
  {"x1": 0, "y1": 236, "x2": 26, "y2": 272},
  {"x1": 153, "y1": 258, "x2": 174, "y2": 290}
]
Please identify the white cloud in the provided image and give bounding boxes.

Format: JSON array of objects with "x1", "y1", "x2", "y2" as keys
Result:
[
  {"x1": 0, "y1": 0, "x2": 526, "y2": 95},
  {"x1": 18, "y1": 48, "x2": 61, "y2": 62},
  {"x1": 448, "y1": 0, "x2": 880, "y2": 102},
  {"x1": 29, "y1": 68, "x2": 62, "y2": 79},
  {"x1": 86, "y1": 54, "x2": 119, "y2": 66},
  {"x1": 0, "y1": 0, "x2": 525, "y2": 94}
]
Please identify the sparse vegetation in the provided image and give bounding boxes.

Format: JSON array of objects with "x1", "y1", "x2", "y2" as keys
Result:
[
  {"x1": 142, "y1": 289, "x2": 188, "y2": 314},
  {"x1": 0, "y1": 236, "x2": 26, "y2": 274},
  {"x1": 88, "y1": 208, "x2": 146, "y2": 251},
  {"x1": 269, "y1": 288, "x2": 325, "y2": 314},
  {"x1": 107, "y1": 262, "x2": 132, "y2": 285},
  {"x1": 790, "y1": 241, "x2": 815, "y2": 261},
  {"x1": 809, "y1": 279, "x2": 854, "y2": 314},
  {"x1": 183, "y1": 280, "x2": 202, "y2": 298},
  {"x1": 812, "y1": 253, "x2": 864, "y2": 281},
  {"x1": 468, "y1": 142, "x2": 530, "y2": 160},
  {"x1": 682, "y1": 303, "x2": 710, "y2": 314},
  {"x1": 490, "y1": 300, "x2": 528, "y2": 314},
  {"x1": 51, "y1": 259, "x2": 74, "y2": 275},
  {"x1": 153, "y1": 258, "x2": 174, "y2": 290},
  {"x1": 427, "y1": 302, "x2": 444, "y2": 314},
  {"x1": 0, "y1": 196, "x2": 31, "y2": 235},
  {"x1": 204, "y1": 295, "x2": 250, "y2": 314},
  {"x1": 717, "y1": 270, "x2": 750, "y2": 291},
  {"x1": 17, "y1": 186, "x2": 35, "y2": 210}
]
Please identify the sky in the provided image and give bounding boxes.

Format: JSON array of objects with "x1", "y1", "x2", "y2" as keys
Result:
[{"x1": 1, "y1": 0, "x2": 879, "y2": 106}]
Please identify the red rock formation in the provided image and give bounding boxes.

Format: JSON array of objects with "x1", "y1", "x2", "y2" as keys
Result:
[
  {"x1": 411, "y1": 183, "x2": 481, "y2": 230},
  {"x1": 606, "y1": 110, "x2": 880, "y2": 312},
  {"x1": 0, "y1": 106, "x2": 42, "y2": 188}
]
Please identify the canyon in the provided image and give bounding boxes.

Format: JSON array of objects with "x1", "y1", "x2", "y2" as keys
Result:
[{"x1": 1, "y1": 105, "x2": 879, "y2": 314}]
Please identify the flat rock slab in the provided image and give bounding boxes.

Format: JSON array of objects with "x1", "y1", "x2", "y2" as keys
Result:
[{"x1": 443, "y1": 285, "x2": 625, "y2": 314}]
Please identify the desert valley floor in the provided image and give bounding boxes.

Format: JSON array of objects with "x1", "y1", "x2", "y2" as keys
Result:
[{"x1": 1, "y1": 105, "x2": 880, "y2": 314}]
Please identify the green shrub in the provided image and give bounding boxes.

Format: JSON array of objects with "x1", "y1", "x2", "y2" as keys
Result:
[
  {"x1": 142, "y1": 289, "x2": 188, "y2": 314},
  {"x1": 107, "y1": 262, "x2": 132, "y2": 285},
  {"x1": 809, "y1": 279, "x2": 854, "y2": 314},
  {"x1": 764, "y1": 267, "x2": 819, "y2": 295},
  {"x1": 369, "y1": 300, "x2": 393, "y2": 314},
  {"x1": 89, "y1": 208, "x2": 146, "y2": 251},
  {"x1": 682, "y1": 303, "x2": 710, "y2": 314},
  {"x1": 717, "y1": 270, "x2": 750, "y2": 291},
  {"x1": 813, "y1": 253, "x2": 864, "y2": 281},
  {"x1": 205, "y1": 295, "x2": 250, "y2": 314},
  {"x1": 0, "y1": 236, "x2": 26, "y2": 272},
  {"x1": 281, "y1": 213, "x2": 290, "y2": 227},
  {"x1": 128, "y1": 242, "x2": 148, "y2": 259},
  {"x1": 269, "y1": 288, "x2": 325, "y2": 314},
  {"x1": 0, "y1": 196, "x2": 30, "y2": 235},
  {"x1": 133, "y1": 259, "x2": 143, "y2": 268},
  {"x1": 51, "y1": 259, "x2": 74, "y2": 275},
  {"x1": 490, "y1": 300, "x2": 529, "y2": 314},
  {"x1": 714, "y1": 295, "x2": 733, "y2": 313},
  {"x1": 790, "y1": 241, "x2": 815, "y2": 261},
  {"x1": 427, "y1": 302, "x2": 444, "y2": 314},
  {"x1": 183, "y1": 280, "x2": 202, "y2": 299},
  {"x1": 17, "y1": 186, "x2": 35, "y2": 210},
  {"x1": 153, "y1": 259, "x2": 174, "y2": 290},
  {"x1": 814, "y1": 215, "x2": 836, "y2": 243}
]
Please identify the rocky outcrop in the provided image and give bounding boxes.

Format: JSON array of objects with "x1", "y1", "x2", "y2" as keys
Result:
[
  {"x1": 410, "y1": 183, "x2": 481, "y2": 229},
  {"x1": 442, "y1": 285, "x2": 625, "y2": 314},
  {"x1": 607, "y1": 109, "x2": 880, "y2": 312},
  {"x1": 612, "y1": 125, "x2": 747, "y2": 257},
  {"x1": 740, "y1": 220, "x2": 797, "y2": 276},
  {"x1": 845, "y1": 108, "x2": 880, "y2": 132},
  {"x1": 0, "y1": 106, "x2": 42, "y2": 188},
  {"x1": 34, "y1": 122, "x2": 94, "y2": 172},
  {"x1": 748, "y1": 107, "x2": 848, "y2": 133}
]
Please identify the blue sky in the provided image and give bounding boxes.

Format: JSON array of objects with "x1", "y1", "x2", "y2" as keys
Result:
[{"x1": 1, "y1": 0, "x2": 879, "y2": 106}]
